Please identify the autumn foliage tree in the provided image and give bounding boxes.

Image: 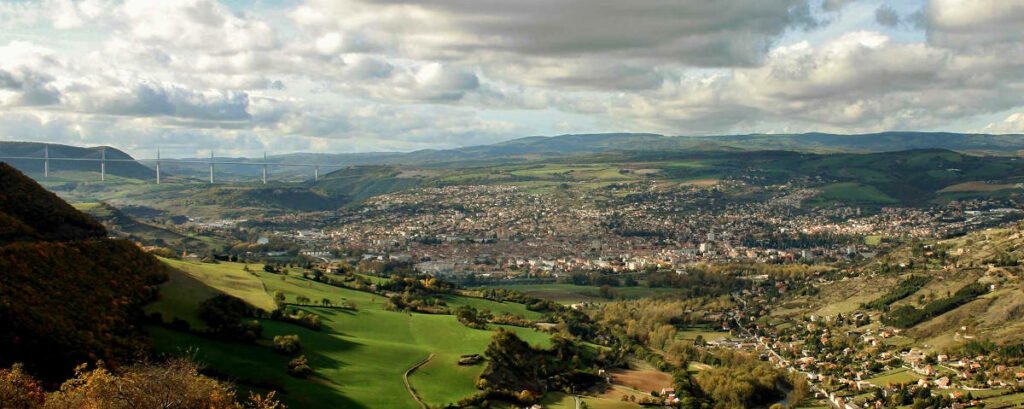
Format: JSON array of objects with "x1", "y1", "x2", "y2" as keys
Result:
[
  {"x1": 0, "y1": 164, "x2": 168, "y2": 382},
  {"x1": 0, "y1": 359, "x2": 285, "y2": 409}
]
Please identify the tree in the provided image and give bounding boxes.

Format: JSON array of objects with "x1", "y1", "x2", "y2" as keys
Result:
[
  {"x1": 0, "y1": 364, "x2": 45, "y2": 409},
  {"x1": 456, "y1": 305, "x2": 487, "y2": 329},
  {"x1": 12, "y1": 359, "x2": 288, "y2": 409},
  {"x1": 321, "y1": 298, "x2": 332, "y2": 307},
  {"x1": 287, "y1": 355, "x2": 313, "y2": 377},
  {"x1": 481, "y1": 329, "x2": 545, "y2": 393},
  {"x1": 272, "y1": 335, "x2": 302, "y2": 356},
  {"x1": 274, "y1": 291, "x2": 286, "y2": 305},
  {"x1": 198, "y1": 295, "x2": 262, "y2": 341}
]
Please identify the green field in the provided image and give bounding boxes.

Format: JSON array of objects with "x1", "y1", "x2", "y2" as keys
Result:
[
  {"x1": 864, "y1": 368, "x2": 922, "y2": 387},
  {"x1": 148, "y1": 259, "x2": 553, "y2": 408},
  {"x1": 486, "y1": 283, "x2": 685, "y2": 304},
  {"x1": 865, "y1": 235, "x2": 883, "y2": 246},
  {"x1": 813, "y1": 182, "x2": 899, "y2": 206},
  {"x1": 541, "y1": 392, "x2": 641, "y2": 409},
  {"x1": 159, "y1": 258, "x2": 277, "y2": 311},
  {"x1": 981, "y1": 392, "x2": 1024, "y2": 408},
  {"x1": 676, "y1": 326, "x2": 730, "y2": 343}
]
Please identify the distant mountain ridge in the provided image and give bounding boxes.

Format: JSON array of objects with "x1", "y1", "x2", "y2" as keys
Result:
[
  {"x1": 268, "y1": 131, "x2": 1024, "y2": 169},
  {"x1": 3, "y1": 132, "x2": 1023, "y2": 181},
  {"x1": 0, "y1": 141, "x2": 154, "y2": 179}
]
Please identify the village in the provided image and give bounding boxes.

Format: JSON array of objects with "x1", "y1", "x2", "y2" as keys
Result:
[{"x1": 181, "y1": 179, "x2": 1023, "y2": 281}]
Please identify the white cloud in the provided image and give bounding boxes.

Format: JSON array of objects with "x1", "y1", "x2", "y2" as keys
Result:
[
  {"x1": 983, "y1": 112, "x2": 1024, "y2": 134},
  {"x1": 926, "y1": 0, "x2": 1024, "y2": 49},
  {"x1": 2, "y1": 0, "x2": 1024, "y2": 155},
  {"x1": 115, "y1": 0, "x2": 278, "y2": 53},
  {"x1": 291, "y1": 0, "x2": 818, "y2": 66}
]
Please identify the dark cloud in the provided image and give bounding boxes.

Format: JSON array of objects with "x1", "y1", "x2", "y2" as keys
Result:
[
  {"x1": 83, "y1": 82, "x2": 251, "y2": 121},
  {"x1": 874, "y1": 5, "x2": 902, "y2": 28},
  {"x1": 298, "y1": 0, "x2": 820, "y2": 67},
  {"x1": 925, "y1": 0, "x2": 1024, "y2": 49},
  {"x1": 821, "y1": 0, "x2": 857, "y2": 12},
  {"x1": 0, "y1": 68, "x2": 61, "y2": 106}
]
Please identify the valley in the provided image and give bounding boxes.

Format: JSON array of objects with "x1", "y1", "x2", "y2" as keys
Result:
[{"x1": 5, "y1": 137, "x2": 1024, "y2": 409}]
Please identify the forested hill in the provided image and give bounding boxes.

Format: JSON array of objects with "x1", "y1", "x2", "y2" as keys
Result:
[
  {"x1": 0, "y1": 162, "x2": 106, "y2": 243},
  {"x1": 268, "y1": 131, "x2": 1024, "y2": 169},
  {"x1": 0, "y1": 141, "x2": 154, "y2": 179},
  {"x1": 0, "y1": 163, "x2": 166, "y2": 382}
]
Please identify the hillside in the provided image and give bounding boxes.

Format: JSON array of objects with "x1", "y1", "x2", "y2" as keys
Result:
[
  {"x1": 775, "y1": 220, "x2": 1024, "y2": 351},
  {"x1": 312, "y1": 165, "x2": 426, "y2": 203},
  {"x1": 152, "y1": 132, "x2": 1024, "y2": 181},
  {"x1": 0, "y1": 142, "x2": 155, "y2": 180},
  {"x1": 271, "y1": 132, "x2": 1024, "y2": 169},
  {"x1": 344, "y1": 133, "x2": 1024, "y2": 168},
  {"x1": 0, "y1": 163, "x2": 167, "y2": 382},
  {"x1": 424, "y1": 149, "x2": 1024, "y2": 207},
  {"x1": 70, "y1": 201, "x2": 226, "y2": 252},
  {"x1": 39, "y1": 148, "x2": 1024, "y2": 219},
  {"x1": 145, "y1": 258, "x2": 555, "y2": 408}
]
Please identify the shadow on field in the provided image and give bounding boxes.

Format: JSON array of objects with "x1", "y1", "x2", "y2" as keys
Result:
[{"x1": 147, "y1": 325, "x2": 368, "y2": 408}]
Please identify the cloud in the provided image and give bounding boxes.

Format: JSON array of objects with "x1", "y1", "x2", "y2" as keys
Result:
[
  {"x1": 983, "y1": 112, "x2": 1024, "y2": 134},
  {"x1": 874, "y1": 5, "x2": 902, "y2": 28},
  {"x1": 115, "y1": 0, "x2": 278, "y2": 53},
  {"x1": 590, "y1": 29, "x2": 1024, "y2": 134},
  {"x1": 292, "y1": 0, "x2": 819, "y2": 67},
  {"x1": 821, "y1": 0, "x2": 858, "y2": 12},
  {"x1": 72, "y1": 82, "x2": 253, "y2": 121},
  {"x1": 3, "y1": 0, "x2": 1024, "y2": 155},
  {"x1": 0, "y1": 68, "x2": 62, "y2": 107},
  {"x1": 925, "y1": 0, "x2": 1024, "y2": 49},
  {"x1": 0, "y1": 42, "x2": 63, "y2": 107}
]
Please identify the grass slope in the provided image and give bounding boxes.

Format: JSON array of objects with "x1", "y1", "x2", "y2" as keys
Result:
[
  {"x1": 487, "y1": 283, "x2": 687, "y2": 304},
  {"x1": 148, "y1": 259, "x2": 552, "y2": 408},
  {"x1": 159, "y1": 258, "x2": 277, "y2": 312}
]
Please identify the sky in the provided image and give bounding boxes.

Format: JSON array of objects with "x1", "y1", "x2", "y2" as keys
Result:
[{"x1": 0, "y1": 0, "x2": 1023, "y2": 157}]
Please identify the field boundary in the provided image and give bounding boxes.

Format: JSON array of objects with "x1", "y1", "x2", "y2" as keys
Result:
[{"x1": 403, "y1": 353, "x2": 435, "y2": 409}]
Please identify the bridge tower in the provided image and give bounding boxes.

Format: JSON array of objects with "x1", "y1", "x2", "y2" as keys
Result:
[
  {"x1": 155, "y1": 149, "x2": 161, "y2": 184},
  {"x1": 100, "y1": 147, "x2": 106, "y2": 181}
]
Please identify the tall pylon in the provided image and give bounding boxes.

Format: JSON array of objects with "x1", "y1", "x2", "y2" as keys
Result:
[
  {"x1": 100, "y1": 147, "x2": 106, "y2": 181},
  {"x1": 155, "y1": 148, "x2": 161, "y2": 184},
  {"x1": 262, "y1": 152, "x2": 267, "y2": 185}
]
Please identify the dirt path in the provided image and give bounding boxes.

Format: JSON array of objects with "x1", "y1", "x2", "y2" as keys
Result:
[{"x1": 403, "y1": 353, "x2": 435, "y2": 409}]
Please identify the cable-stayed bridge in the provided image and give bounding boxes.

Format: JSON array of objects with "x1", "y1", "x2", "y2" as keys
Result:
[{"x1": 0, "y1": 145, "x2": 328, "y2": 184}]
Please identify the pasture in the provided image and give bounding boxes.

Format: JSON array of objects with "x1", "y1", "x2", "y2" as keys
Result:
[
  {"x1": 148, "y1": 259, "x2": 553, "y2": 408},
  {"x1": 812, "y1": 182, "x2": 899, "y2": 206},
  {"x1": 486, "y1": 283, "x2": 686, "y2": 304},
  {"x1": 675, "y1": 326, "x2": 730, "y2": 344},
  {"x1": 864, "y1": 368, "x2": 922, "y2": 387},
  {"x1": 541, "y1": 392, "x2": 641, "y2": 409}
]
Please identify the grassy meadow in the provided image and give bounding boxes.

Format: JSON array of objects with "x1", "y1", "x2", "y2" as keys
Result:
[
  {"x1": 147, "y1": 259, "x2": 553, "y2": 408},
  {"x1": 486, "y1": 283, "x2": 687, "y2": 304}
]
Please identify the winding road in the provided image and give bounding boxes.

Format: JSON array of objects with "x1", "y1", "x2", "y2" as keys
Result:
[{"x1": 403, "y1": 353, "x2": 435, "y2": 409}]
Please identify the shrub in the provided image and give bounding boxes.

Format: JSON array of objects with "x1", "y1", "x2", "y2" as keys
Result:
[
  {"x1": 272, "y1": 335, "x2": 302, "y2": 356},
  {"x1": 199, "y1": 295, "x2": 263, "y2": 341},
  {"x1": 281, "y1": 310, "x2": 322, "y2": 331},
  {"x1": 287, "y1": 356, "x2": 313, "y2": 378}
]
